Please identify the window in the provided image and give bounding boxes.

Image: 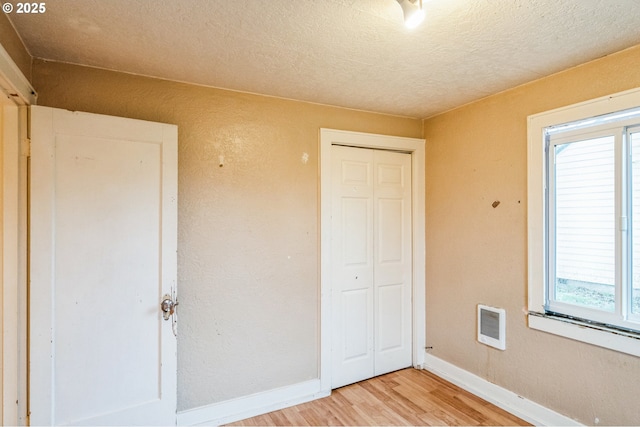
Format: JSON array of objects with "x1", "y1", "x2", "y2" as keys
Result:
[
  {"x1": 548, "y1": 113, "x2": 640, "y2": 330},
  {"x1": 528, "y1": 88, "x2": 640, "y2": 356}
]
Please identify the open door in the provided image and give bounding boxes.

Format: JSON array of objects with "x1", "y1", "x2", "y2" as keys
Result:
[{"x1": 29, "y1": 106, "x2": 178, "y2": 425}]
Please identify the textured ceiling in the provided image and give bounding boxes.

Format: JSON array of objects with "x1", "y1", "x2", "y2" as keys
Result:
[{"x1": 7, "y1": 0, "x2": 640, "y2": 118}]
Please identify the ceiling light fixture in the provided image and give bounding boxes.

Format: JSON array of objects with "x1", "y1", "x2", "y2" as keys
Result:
[{"x1": 396, "y1": 0, "x2": 425, "y2": 29}]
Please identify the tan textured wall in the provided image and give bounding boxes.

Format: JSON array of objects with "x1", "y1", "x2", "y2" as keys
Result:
[
  {"x1": 424, "y1": 44, "x2": 640, "y2": 426},
  {"x1": 0, "y1": 14, "x2": 31, "y2": 82},
  {"x1": 31, "y1": 59, "x2": 422, "y2": 411}
]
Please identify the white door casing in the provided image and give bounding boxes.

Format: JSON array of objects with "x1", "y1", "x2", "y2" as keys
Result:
[
  {"x1": 320, "y1": 129, "x2": 426, "y2": 394},
  {"x1": 29, "y1": 106, "x2": 177, "y2": 425},
  {"x1": 1, "y1": 94, "x2": 20, "y2": 426},
  {"x1": 330, "y1": 146, "x2": 412, "y2": 389},
  {"x1": 1, "y1": 42, "x2": 36, "y2": 426}
]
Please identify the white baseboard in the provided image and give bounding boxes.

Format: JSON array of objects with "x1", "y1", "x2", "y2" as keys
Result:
[
  {"x1": 176, "y1": 379, "x2": 328, "y2": 426},
  {"x1": 422, "y1": 353, "x2": 582, "y2": 426},
  {"x1": 177, "y1": 355, "x2": 582, "y2": 426}
]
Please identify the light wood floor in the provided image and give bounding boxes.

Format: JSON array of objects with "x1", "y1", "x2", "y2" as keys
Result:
[{"x1": 228, "y1": 368, "x2": 531, "y2": 426}]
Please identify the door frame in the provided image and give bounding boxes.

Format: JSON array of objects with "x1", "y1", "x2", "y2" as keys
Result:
[
  {"x1": 0, "y1": 42, "x2": 35, "y2": 426},
  {"x1": 319, "y1": 128, "x2": 426, "y2": 393}
]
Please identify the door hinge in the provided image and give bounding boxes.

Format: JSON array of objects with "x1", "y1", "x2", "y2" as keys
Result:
[{"x1": 20, "y1": 138, "x2": 31, "y2": 158}]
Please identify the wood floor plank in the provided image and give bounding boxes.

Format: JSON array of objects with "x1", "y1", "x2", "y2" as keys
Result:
[
  {"x1": 454, "y1": 391, "x2": 526, "y2": 425},
  {"x1": 278, "y1": 407, "x2": 311, "y2": 426},
  {"x1": 428, "y1": 387, "x2": 492, "y2": 424},
  {"x1": 267, "y1": 409, "x2": 293, "y2": 426},
  {"x1": 227, "y1": 368, "x2": 532, "y2": 426},
  {"x1": 359, "y1": 380, "x2": 428, "y2": 425}
]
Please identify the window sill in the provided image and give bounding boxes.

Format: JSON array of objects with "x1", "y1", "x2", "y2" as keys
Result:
[{"x1": 528, "y1": 312, "x2": 640, "y2": 357}]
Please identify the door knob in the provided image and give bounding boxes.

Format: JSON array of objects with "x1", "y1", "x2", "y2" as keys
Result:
[{"x1": 160, "y1": 294, "x2": 178, "y2": 321}]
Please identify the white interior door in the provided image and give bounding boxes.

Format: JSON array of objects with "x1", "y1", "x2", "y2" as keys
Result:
[
  {"x1": 331, "y1": 145, "x2": 412, "y2": 389},
  {"x1": 29, "y1": 106, "x2": 178, "y2": 426}
]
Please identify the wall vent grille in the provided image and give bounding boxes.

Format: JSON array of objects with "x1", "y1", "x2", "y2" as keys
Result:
[{"x1": 477, "y1": 304, "x2": 506, "y2": 350}]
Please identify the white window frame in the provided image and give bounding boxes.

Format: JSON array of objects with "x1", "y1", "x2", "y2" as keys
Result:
[{"x1": 528, "y1": 87, "x2": 640, "y2": 357}]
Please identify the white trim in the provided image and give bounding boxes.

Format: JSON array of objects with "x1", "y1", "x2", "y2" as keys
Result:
[
  {"x1": 528, "y1": 314, "x2": 640, "y2": 357},
  {"x1": 422, "y1": 353, "x2": 582, "y2": 426},
  {"x1": 527, "y1": 86, "x2": 640, "y2": 353},
  {"x1": 1, "y1": 95, "x2": 28, "y2": 426},
  {"x1": 319, "y1": 128, "x2": 426, "y2": 393},
  {"x1": 176, "y1": 380, "x2": 328, "y2": 426},
  {"x1": 1, "y1": 96, "x2": 18, "y2": 425},
  {"x1": 0, "y1": 43, "x2": 36, "y2": 105},
  {"x1": 0, "y1": 43, "x2": 30, "y2": 426}
]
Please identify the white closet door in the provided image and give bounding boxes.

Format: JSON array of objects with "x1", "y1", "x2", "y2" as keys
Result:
[
  {"x1": 373, "y1": 149, "x2": 412, "y2": 376},
  {"x1": 331, "y1": 146, "x2": 375, "y2": 388},
  {"x1": 331, "y1": 145, "x2": 411, "y2": 389}
]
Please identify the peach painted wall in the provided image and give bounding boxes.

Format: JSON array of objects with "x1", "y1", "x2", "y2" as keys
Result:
[
  {"x1": 31, "y1": 59, "x2": 422, "y2": 411},
  {"x1": 423, "y1": 44, "x2": 640, "y2": 425}
]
